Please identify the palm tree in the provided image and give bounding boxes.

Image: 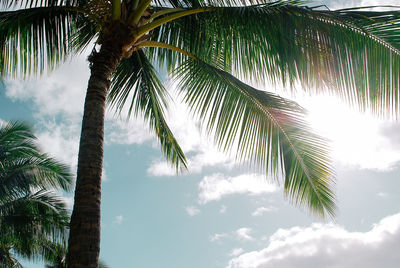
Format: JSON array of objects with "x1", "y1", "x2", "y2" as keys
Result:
[
  {"x1": 1, "y1": 0, "x2": 400, "y2": 267},
  {"x1": 0, "y1": 122, "x2": 72, "y2": 267}
]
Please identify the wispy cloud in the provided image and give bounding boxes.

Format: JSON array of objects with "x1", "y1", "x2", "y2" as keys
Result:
[
  {"x1": 235, "y1": 228, "x2": 253, "y2": 241},
  {"x1": 113, "y1": 215, "x2": 124, "y2": 225},
  {"x1": 251, "y1": 206, "x2": 277, "y2": 216},
  {"x1": 210, "y1": 233, "x2": 228, "y2": 242},
  {"x1": 229, "y1": 248, "x2": 244, "y2": 257},
  {"x1": 376, "y1": 192, "x2": 389, "y2": 198},
  {"x1": 198, "y1": 173, "x2": 277, "y2": 204},
  {"x1": 220, "y1": 205, "x2": 227, "y2": 214},
  {"x1": 185, "y1": 206, "x2": 201, "y2": 216}
]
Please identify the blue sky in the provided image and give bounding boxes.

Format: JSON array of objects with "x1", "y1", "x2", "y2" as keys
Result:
[{"x1": 2, "y1": 0, "x2": 400, "y2": 267}]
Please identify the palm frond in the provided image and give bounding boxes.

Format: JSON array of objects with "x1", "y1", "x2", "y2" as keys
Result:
[
  {"x1": 152, "y1": 0, "x2": 279, "y2": 9},
  {"x1": 69, "y1": 10, "x2": 98, "y2": 53},
  {"x1": 43, "y1": 242, "x2": 67, "y2": 268},
  {"x1": 149, "y1": 2, "x2": 400, "y2": 116},
  {"x1": 174, "y1": 58, "x2": 335, "y2": 217},
  {"x1": 0, "y1": 6, "x2": 82, "y2": 77},
  {"x1": 0, "y1": 190, "x2": 70, "y2": 239},
  {"x1": 0, "y1": 122, "x2": 73, "y2": 198},
  {"x1": 0, "y1": 244, "x2": 23, "y2": 268},
  {"x1": 0, "y1": 0, "x2": 82, "y2": 9},
  {"x1": 109, "y1": 50, "x2": 187, "y2": 171},
  {"x1": 0, "y1": 157, "x2": 72, "y2": 200},
  {"x1": 0, "y1": 190, "x2": 70, "y2": 262},
  {"x1": 329, "y1": 7, "x2": 400, "y2": 52},
  {"x1": 0, "y1": 122, "x2": 38, "y2": 160}
]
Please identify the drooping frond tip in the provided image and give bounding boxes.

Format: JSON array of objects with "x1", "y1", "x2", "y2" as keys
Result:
[{"x1": 174, "y1": 58, "x2": 336, "y2": 218}]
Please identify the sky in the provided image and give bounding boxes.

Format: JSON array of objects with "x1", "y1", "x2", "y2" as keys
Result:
[{"x1": 1, "y1": 0, "x2": 400, "y2": 267}]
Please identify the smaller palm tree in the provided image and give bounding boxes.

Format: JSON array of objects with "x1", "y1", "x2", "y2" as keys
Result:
[{"x1": 0, "y1": 122, "x2": 72, "y2": 267}]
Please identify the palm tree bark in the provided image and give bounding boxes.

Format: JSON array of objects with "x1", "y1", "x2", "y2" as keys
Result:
[{"x1": 67, "y1": 42, "x2": 123, "y2": 268}]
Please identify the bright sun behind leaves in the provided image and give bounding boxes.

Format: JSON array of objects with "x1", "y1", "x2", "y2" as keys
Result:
[{"x1": 301, "y1": 95, "x2": 400, "y2": 170}]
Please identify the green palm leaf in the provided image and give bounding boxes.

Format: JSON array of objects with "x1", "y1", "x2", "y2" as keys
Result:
[
  {"x1": 0, "y1": 0, "x2": 82, "y2": 8},
  {"x1": 150, "y1": 2, "x2": 400, "y2": 116},
  {"x1": 0, "y1": 190, "x2": 70, "y2": 262},
  {"x1": 0, "y1": 123, "x2": 73, "y2": 198},
  {"x1": 109, "y1": 50, "x2": 187, "y2": 170},
  {"x1": 0, "y1": 6, "x2": 83, "y2": 77},
  {"x1": 0, "y1": 245, "x2": 23, "y2": 268},
  {"x1": 174, "y1": 58, "x2": 335, "y2": 217}
]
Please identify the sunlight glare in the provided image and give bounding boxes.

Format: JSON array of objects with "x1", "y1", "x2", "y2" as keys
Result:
[{"x1": 299, "y1": 95, "x2": 400, "y2": 170}]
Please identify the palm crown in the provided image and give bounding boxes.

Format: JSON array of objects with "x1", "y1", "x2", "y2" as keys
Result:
[{"x1": 1, "y1": 0, "x2": 400, "y2": 267}]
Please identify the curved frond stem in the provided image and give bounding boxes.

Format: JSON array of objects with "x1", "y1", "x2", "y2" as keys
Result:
[
  {"x1": 131, "y1": 0, "x2": 140, "y2": 10},
  {"x1": 130, "y1": 0, "x2": 153, "y2": 24},
  {"x1": 138, "y1": 41, "x2": 195, "y2": 59},
  {"x1": 315, "y1": 10, "x2": 400, "y2": 56},
  {"x1": 136, "y1": 7, "x2": 214, "y2": 38},
  {"x1": 336, "y1": 5, "x2": 400, "y2": 11},
  {"x1": 112, "y1": 0, "x2": 121, "y2": 20},
  {"x1": 150, "y1": 8, "x2": 185, "y2": 20}
]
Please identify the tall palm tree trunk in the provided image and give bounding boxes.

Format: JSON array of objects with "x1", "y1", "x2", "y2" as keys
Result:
[{"x1": 67, "y1": 42, "x2": 123, "y2": 268}]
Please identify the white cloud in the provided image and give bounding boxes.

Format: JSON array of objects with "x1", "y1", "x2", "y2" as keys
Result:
[
  {"x1": 376, "y1": 192, "x2": 389, "y2": 198},
  {"x1": 113, "y1": 215, "x2": 123, "y2": 225},
  {"x1": 4, "y1": 55, "x2": 88, "y2": 118},
  {"x1": 147, "y1": 146, "x2": 235, "y2": 176},
  {"x1": 185, "y1": 206, "x2": 201, "y2": 216},
  {"x1": 147, "y1": 161, "x2": 177, "y2": 177},
  {"x1": 210, "y1": 228, "x2": 254, "y2": 244},
  {"x1": 251, "y1": 206, "x2": 277, "y2": 217},
  {"x1": 105, "y1": 113, "x2": 153, "y2": 145},
  {"x1": 229, "y1": 248, "x2": 245, "y2": 257},
  {"x1": 236, "y1": 228, "x2": 254, "y2": 241},
  {"x1": 228, "y1": 212, "x2": 400, "y2": 268},
  {"x1": 210, "y1": 233, "x2": 228, "y2": 242},
  {"x1": 198, "y1": 173, "x2": 277, "y2": 204},
  {"x1": 220, "y1": 205, "x2": 227, "y2": 214},
  {"x1": 326, "y1": 0, "x2": 399, "y2": 10},
  {"x1": 35, "y1": 120, "x2": 80, "y2": 171}
]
